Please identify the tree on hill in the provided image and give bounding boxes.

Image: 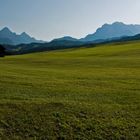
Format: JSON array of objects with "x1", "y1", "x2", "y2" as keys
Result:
[{"x1": 0, "y1": 44, "x2": 6, "y2": 57}]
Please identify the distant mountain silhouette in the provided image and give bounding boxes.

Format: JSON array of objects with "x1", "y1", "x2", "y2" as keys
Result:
[
  {"x1": 52, "y1": 36, "x2": 78, "y2": 42},
  {"x1": 0, "y1": 27, "x2": 44, "y2": 45},
  {"x1": 1, "y1": 22, "x2": 140, "y2": 45},
  {"x1": 80, "y1": 22, "x2": 140, "y2": 42},
  {"x1": 50, "y1": 22, "x2": 140, "y2": 43}
]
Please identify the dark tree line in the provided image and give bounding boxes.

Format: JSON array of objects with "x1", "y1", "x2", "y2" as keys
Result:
[{"x1": 0, "y1": 44, "x2": 6, "y2": 57}]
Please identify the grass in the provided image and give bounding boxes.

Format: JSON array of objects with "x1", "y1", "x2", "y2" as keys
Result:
[{"x1": 0, "y1": 41, "x2": 140, "y2": 139}]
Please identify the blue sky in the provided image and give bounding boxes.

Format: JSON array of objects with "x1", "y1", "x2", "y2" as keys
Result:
[{"x1": 0, "y1": 0, "x2": 140, "y2": 41}]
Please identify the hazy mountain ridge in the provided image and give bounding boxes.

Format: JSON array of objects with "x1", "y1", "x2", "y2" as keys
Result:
[
  {"x1": 52, "y1": 36, "x2": 78, "y2": 42},
  {"x1": 1, "y1": 22, "x2": 140, "y2": 45},
  {"x1": 1, "y1": 22, "x2": 140, "y2": 55},
  {"x1": 0, "y1": 27, "x2": 44, "y2": 45},
  {"x1": 49, "y1": 22, "x2": 140, "y2": 42},
  {"x1": 80, "y1": 22, "x2": 140, "y2": 41}
]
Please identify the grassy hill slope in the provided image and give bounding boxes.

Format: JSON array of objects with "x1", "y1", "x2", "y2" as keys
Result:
[{"x1": 0, "y1": 41, "x2": 140, "y2": 139}]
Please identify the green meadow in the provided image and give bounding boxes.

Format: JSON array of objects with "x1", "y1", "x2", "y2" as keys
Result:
[{"x1": 0, "y1": 41, "x2": 140, "y2": 139}]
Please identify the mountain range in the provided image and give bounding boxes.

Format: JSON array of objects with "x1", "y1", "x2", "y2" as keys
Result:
[
  {"x1": 0, "y1": 27, "x2": 44, "y2": 45},
  {"x1": 51, "y1": 22, "x2": 140, "y2": 42},
  {"x1": 1, "y1": 21, "x2": 140, "y2": 55},
  {"x1": 80, "y1": 22, "x2": 140, "y2": 42},
  {"x1": 1, "y1": 22, "x2": 140, "y2": 45}
]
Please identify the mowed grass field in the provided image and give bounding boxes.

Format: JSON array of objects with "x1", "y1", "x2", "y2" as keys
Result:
[{"x1": 0, "y1": 41, "x2": 140, "y2": 139}]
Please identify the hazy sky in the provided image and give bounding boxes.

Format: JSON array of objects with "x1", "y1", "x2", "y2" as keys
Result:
[{"x1": 0, "y1": 0, "x2": 140, "y2": 41}]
